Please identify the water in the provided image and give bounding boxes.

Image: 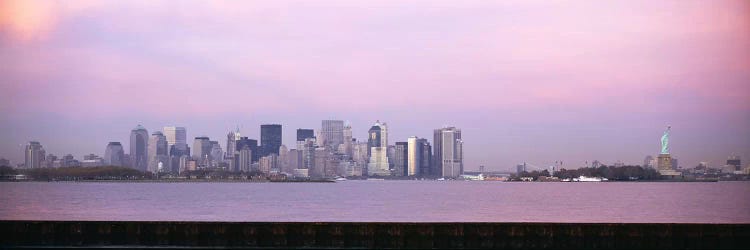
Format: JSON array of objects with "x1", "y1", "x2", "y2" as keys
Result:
[{"x1": 1, "y1": 181, "x2": 748, "y2": 223}]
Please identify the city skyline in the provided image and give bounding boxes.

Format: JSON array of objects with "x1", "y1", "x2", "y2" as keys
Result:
[
  {"x1": 1, "y1": 120, "x2": 747, "y2": 172},
  {"x1": 1, "y1": 0, "x2": 749, "y2": 170}
]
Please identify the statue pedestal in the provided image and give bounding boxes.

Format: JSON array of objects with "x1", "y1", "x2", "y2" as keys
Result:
[{"x1": 657, "y1": 153, "x2": 680, "y2": 176}]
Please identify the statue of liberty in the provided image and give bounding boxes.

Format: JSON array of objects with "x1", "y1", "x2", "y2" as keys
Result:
[{"x1": 660, "y1": 126, "x2": 670, "y2": 154}]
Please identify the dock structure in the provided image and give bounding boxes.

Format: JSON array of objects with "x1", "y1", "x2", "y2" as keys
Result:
[{"x1": 1, "y1": 221, "x2": 747, "y2": 249}]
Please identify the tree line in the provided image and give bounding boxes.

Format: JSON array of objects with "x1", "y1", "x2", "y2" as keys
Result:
[{"x1": 515, "y1": 165, "x2": 661, "y2": 181}]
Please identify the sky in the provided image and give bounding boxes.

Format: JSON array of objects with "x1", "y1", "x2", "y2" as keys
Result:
[{"x1": 1, "y1": 0, "x2": 748, "y2": 171}]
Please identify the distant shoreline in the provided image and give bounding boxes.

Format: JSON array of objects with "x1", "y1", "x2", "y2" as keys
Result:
[{"x1": 1, "y1": 179, "x2": 737, "y2": 183}]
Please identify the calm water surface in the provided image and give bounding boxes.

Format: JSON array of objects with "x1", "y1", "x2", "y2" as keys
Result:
[{"x1": 1, "y1": 181, "x2": 748, "y2": 223}]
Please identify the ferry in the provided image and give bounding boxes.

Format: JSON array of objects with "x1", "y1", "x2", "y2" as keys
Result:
[
  {"x1": 572, "y1": 176, "x2": 608, "y2": 182},
  {"x1": 335, "y1": 177, "x2": 347, "y2": 181}
]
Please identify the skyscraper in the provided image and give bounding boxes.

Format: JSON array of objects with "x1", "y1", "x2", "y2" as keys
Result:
[
  {"x1": 209, "y1": 141, "x2": 222, "y2": 167},
  {"x1": 148, "y1": 131, "x2": 168, "y2": 173},
  {"x1": 368, "y1": 147, "x2": 390, "y2": 176},
  {"x1": 320, "y1": 120, "x2": 344, "y2": 150},
  {"x1": 260, "y1": 124, "x2": 282, "y2": 157},
  {"x1": 433, "y1": 127, "x2": 463, "y2": 178},
  {"x1": 24, "y1": 141, "x2": 45, "y2": 169},
  {"x1": 129, "y1": 125, "x2": 149, "y2": 171},
  {"x1": 366, "y1": 121, "x2": 390, "y2": 176},
  {"x1": 226, "y1": 127, "x2": 241, "y2": 159},
  {"x1": 727, "y1": 156, "x2": 741, "y2": 171},
  {"x1": 259, "y1": 154, "x2": 278, "y2": 174},
  {"x1": 419, "y1": 139, "x2": 432, "y2": 176},
  {"x1": 407, "y1": 137, "x2": 423, "y2": 176},
  {"x1": 192, "y1": 136, "x2": 211, "y2": 163},
  {"x1": 278, "y1": 144, "x2": 289, "y2": 172},
  {"x1": 104, "y1": 142, "x2": 125, "y2": 167},
  {"x1": 163, "y1": 126, "x2": 187, "y2": 154},
  {"x1": 235, "y1": 137, "x2": 259, "y2": 162},
  {"x1": 367, "y1": 121, "x2": 388, "y2": 155},
  {"x1": 296, "y1": 129, "x2": 315, "y2": 142},
  {"x1": 301, "y1": 138, "x2": 316, "y2": 170},
  {"x1": 342, "y1": 122, "x2": 353, "y2": 157},
  {"x1": 394, "y1": 141, "x2": 408, "y2": 176},
  {"x1": 237, "y1": 145, "x2": 252, "y2": 172}
]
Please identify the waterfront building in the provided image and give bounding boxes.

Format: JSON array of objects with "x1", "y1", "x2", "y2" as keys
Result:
[
  {"x1": 394, "y1": 141, "x2": 408, "y2": 176},
  {"x1": 259, "y1": 154, "x2": 278, "y2": 174},
  {"x1": 643, "y1": 155, "x2": 654, "y2": 168},
  {"x1": 148, "y1": 132, "x2": 169, "y2": 173},
  {"x1": 44, "y1": 154, "x2": 57, "y2": 168},
  {"x1": 311, "y1": 147, "x2": 330, "y2": 177},
  {"x1": 83, "y1": 154, "x2": 100, "y2": 160},
  {"x1": 727, "y1": 156, "x2": 741, "y2": 171},
  {"x1": 60, "y1": 154, "x2": 79, "y2": 168},
  {"x1": 320, "y1": 120, "x2": 344, "y2": 150},
  {"x1": 260, "y1": 124, "x2": 282, "y2": 157},
  {"x1": 104, "y1": 142, "x2": 125, "y2": 167},
  {"x1": 24, "y1": 141, "x2": 45, "y2": 169},
  {"x1": 292, "y1": 168, "x2": 309, "y2": 178},
  {"x1": 129, "y1": 125, "x2": 149, "y2": 171},
  {"x1": 419, "y1": 139, "x2": 432, "y2": 176},
  {"x1": 368, "y1": 147, "x2": 390, "y2": 176},
  {"x1": 345, "y1": 161, "x2": 364, "y2": 177},
  {"x1": 296, "y1": 129, "x2": 315, "y2": 142},
  {"x1": 433, "y1": 126, "x2": 463, "y2": 178},
  {"x1": 81, "y1": 157, "x2": 103, "y2": 168},
  {"x1": 407, "y1": 137, "x2": 429, "y2": 176}
]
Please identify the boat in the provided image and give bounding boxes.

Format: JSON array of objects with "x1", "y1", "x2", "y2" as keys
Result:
[
  {"x1": 437, "y1": 178, "x2": 445, "y2": 181},
  {"x1": 335, "y1": 177, "x2": 347, "y2": 181},
  {"x1": 572, "y1": 176, "x2": 608, "y2": 182}
]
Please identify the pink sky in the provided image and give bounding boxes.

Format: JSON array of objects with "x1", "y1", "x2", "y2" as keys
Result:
[{"x1": 1, "y1": 0, "x2": 748, "y2": 170}]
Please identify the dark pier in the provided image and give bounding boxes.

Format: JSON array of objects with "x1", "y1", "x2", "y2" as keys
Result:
[{"x1": 1, "y1": 221, "x2": 747, "y2": 249}]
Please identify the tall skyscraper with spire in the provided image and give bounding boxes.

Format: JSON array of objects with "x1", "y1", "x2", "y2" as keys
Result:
[
  {"x1": 129, "y1": 125, "x2": 149, "y2": 171},
  {"x1": 433, "y1": 127, "x2": 463, "y2": 178}
]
